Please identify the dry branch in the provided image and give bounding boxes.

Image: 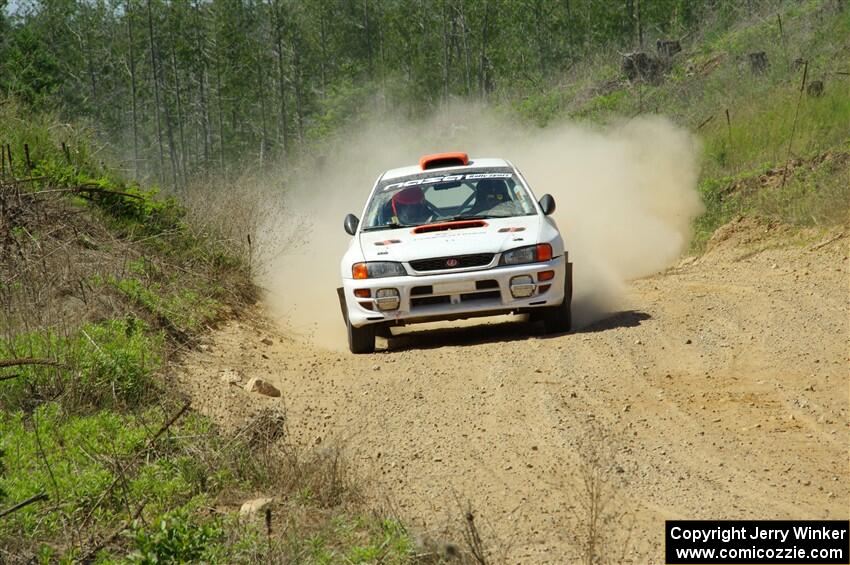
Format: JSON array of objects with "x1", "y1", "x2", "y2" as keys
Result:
[
  {"x1": 0, "y1": 492, "x2": 48, "y2": 518},
  {"x1": 21, "y1": 185, "x2": 145, "y2": 200},
  {"x1": 0, "y1": 358, "x2": 69, "y2": 369},
  {"x1": 697, "y1": 115, "x2": 714, "y2": 130},
  {"x1": 78, "y1": 500, "x2": 147, "y2": 563},
  {"x1": 810, "y1": 232, "x2": 844, "y2": 251},
  {"x1": 78, "y1": 402, "x2": 191, "y2": 530},
  {"x1": 145, "y1": 401, "x2": 191, "y2": 449}
]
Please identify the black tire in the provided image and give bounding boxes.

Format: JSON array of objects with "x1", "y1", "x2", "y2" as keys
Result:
[
  {"x1": 347, "y1": 317, "x2": 375, "y2": 354},
  {"x1": 375, "y1": 324, "x2": 393, "y2": 339},
  {"x1": 543, "y1": 263, "x2": 573, "y2": 334},
  {"x1": 339, "y1": 287, "x2": 376, "y2": 353}
]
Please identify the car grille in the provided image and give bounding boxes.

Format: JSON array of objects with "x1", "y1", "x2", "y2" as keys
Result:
[
  {"x1": 409, "y1": 253, "x2": 494, "y2": 272},
  {"x1": 461, "y1": 290, "x2": 501, "y2": 302},
  {"x1": 411, "y1": 295, "x2": 451, "y2": 308}
]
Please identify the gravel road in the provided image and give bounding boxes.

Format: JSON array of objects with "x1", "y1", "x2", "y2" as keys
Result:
[{"x1": 180, "y1": 219, "x2": 849, "y2": 563}]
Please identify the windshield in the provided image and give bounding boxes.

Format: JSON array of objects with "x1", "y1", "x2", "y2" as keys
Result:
[{"x1": 362, "y1": 171, "x2": 537, "y2": 230}]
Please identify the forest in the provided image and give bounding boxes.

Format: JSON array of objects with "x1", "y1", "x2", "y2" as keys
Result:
[{"x1": 2, "y1": 0, "x2": 742, "y2": 187}]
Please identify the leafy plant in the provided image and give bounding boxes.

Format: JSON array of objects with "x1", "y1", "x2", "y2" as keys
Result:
[{"x1": 127, "y1": 508, "x2": 223, "y2": 564}]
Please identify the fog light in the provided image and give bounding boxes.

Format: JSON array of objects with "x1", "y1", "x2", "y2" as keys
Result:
[
  {"x1": 510, "y1": 275, "x2": 536, "y2": 298},
  {"x1": 375, "y1": 288, "x2": 400, "y2": 311}
]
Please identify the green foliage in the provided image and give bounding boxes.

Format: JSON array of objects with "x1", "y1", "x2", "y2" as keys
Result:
[
  {"x1": 0, "y1": 406, "x2": 191, "y2": 540},
  {"x1": 514, "y1": 89, "x2": 569, "y2": 127},
  {"x1": 86, "y1": 182, "x2": 186, "y2": 237},
  {"x1": 0, "y1": 99, "x2": 102, "y2": 180},
  {"x1": 690, "y1": 152, "x2": 850, "y2": 251},
  {"x1": 127, "y1": 508, "x2": 223, "y2": 564},
  {"x1": 111, "y1": 277, "x2": 220, "y2": 334},
  {"x1": 0, "y1": 319, "x2": 162, "y2": 412},
  {"x1": 270, "y1": 515, "x2": 416, "y2": 565}
]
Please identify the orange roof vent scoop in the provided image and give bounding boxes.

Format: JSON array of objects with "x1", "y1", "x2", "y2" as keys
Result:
[{"x1": 419, "y1": 152, "x2": 469, "y2": 170}]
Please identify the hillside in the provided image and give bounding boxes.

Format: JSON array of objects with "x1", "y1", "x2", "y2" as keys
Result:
[{"x1": 0, "y1": 109, "x2": 419, "y2": 562}]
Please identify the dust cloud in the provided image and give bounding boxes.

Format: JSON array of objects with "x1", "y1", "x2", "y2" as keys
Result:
[{"x1": 255, "y1": 105, "x2": 703, "y2": 348}]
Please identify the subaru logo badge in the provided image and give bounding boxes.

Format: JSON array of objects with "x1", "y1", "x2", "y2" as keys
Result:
[{"x1": 446, "y1": 258, "x2": 459, "y2": 267}]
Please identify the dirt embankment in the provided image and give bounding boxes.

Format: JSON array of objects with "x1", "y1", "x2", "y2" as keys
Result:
[{"x1": 178, "y1": 219, "x2": 849, "y2": 563}]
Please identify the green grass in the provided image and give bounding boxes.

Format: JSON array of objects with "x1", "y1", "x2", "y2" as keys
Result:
[
  {"x1": 690, "y1": 150, "x2": 849, "y2": 251},
  {"x1": 111, "y1": 277, "x2": 222, "y2": 335},
  {"x1": 126, "y1": 506, "x2": 225, "y2": 564},
  {"x1": 0, "y1": 319, "x2": 162, "y2": 413},
  {"x1": 509, "y1": 0, "x2": 850, "y2": 247},
  {"x1": 0, "y1": 406, "x2": 215, "y2": 557}
]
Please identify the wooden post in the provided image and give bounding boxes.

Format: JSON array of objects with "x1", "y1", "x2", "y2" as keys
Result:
[
  {"x1": 23, "y1": 143, "x2": 32, "y2": 174},
  {"x1": 6, "y1": 144, "x2": 13, "y2": 178},
  {"x1": 777, "y1": 14, "x2": 788, "y2": 70},
  {"x1": 0, "y1": 142, "x2": 5, "y2": 176},
  {"x1": 725, "y1": 109, "x2": 734, "y2": 170},
  {"x1": 781, "y1": 61, "x2": 809, "y2": 189},
  {"x1": 62, "y1": 142, "x2": 72, "y2": 165},
  {"x1": 748, "y1": 52, "x2": 769, "y2": 74}
]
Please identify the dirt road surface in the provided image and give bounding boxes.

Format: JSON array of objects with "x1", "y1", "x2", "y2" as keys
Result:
[{"x1": 179, "y1": 219, "x2": 849, "y2": 563}]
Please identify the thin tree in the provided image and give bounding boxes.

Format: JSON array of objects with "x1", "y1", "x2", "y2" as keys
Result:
[
  {"x1": 125, "y1": 0, "x2": 140, "y2": 178},
  {"x1": 271, "y1": 0, "x2": 289, "y2": 157},
  {"x1": 146, "y1": 0, "x2": 166, "y2": 183},
  {"x1": 169, "y1": 31, "x2": 188, "y2": 182}
]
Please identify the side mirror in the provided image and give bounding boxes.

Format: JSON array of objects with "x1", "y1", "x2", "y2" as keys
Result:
[
  {"x1": 344, "y1": 213, "x2": 360, "y2": 235},
  {"x1": 539, "y1": 194, "x2": 556, "y2": 216}
]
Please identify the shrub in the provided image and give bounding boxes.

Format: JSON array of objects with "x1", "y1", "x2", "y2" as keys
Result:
[
  {"x1": 127, "y1": 508, "x2": 223, "y2": 564},
  {"x1": 0, "y1": 318, "x2": 162, "y2": 412}
]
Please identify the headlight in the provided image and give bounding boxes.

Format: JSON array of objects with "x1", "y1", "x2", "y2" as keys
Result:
[
  {"x1": 499, "y1": 244, "x2": 553, "y2": 265},
  {"x1": 352, "y1": 261, "x2": 406, "y2": 279}
]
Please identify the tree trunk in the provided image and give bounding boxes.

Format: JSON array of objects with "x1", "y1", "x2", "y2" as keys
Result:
[
  {"x1": 146, "y1": 0, "x2": 166, "y2": 183},
  {"x1": 126, "y1": 0, "x2": 140, "y2": 179},
  {"x1": 257, "y1": 57, "x2": 269, "y2": 165},
  {"x1": 319, "y1": 7, "x2": 328, "y2": 98},
  {"x1": 271, "y1": 0, "x2": 289, "y2": 157},
  {"x1": 442, "y1": 1, "x2": 450, "y2": 104},
  {"x1": 458, "y1": 3, "x2": 471, "y2": 96},
  {"x1": 292, "y1": 37, "x2": 304, "y2": 144},
  {"x1": 478, "y1": 0, "x2": 491, "y2": 98},
  {"x1": 171, "y1": 43, "x2": 188, "y2": 182},
  {"x1": 363, "y1": 0, "x2": 373, "y2": 74},
  {"x1": 193, "y1": 3, "x2": 211, "y2": 166},
  {"x1": 636, "y1": 0, "x2": 643, "y2": 49},
  {"x1": 216, "y1": 62, "x2": 225, "y2": 171}
]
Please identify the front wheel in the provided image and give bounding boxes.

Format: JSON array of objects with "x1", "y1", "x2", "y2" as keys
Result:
[
  {"x1": 542, "y1": 264, "x2": 572, "y2": 334},
  {"x1": 347, "y1": 317, "x2": 375, "y2": 354},
  {"x1": 542, "y1": 298, "x2": 572, "y2": 333}
]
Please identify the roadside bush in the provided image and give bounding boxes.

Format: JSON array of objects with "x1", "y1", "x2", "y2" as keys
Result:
[
  {"x1": 0, "y1": 318, "x2": 162, "y2": 413},
  {"x1": 127, "y1": 507, "x2": 223, "y2": 564},
  {"x1": 112, "y1": 277, "x2": 221, "y2": 336},
  {"x1": 0, "y1": 405, "x2": 230, "y2": 560}
]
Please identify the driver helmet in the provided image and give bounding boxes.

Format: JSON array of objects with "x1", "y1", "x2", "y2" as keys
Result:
[
  {"x1": 475, "y1": 179, "x2": 509, "y2": 207},
  {"x1": 391, "y1": 186, "x2": 429, "y2": 224}
]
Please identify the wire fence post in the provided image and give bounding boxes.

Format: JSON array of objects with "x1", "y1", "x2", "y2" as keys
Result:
[{"x1": 781, "y1": 60, "x2": 809, "y2": 189}]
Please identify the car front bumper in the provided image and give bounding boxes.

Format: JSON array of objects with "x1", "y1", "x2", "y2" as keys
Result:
[{"x1": 342, "y1": 256, "x2": 568, "y2": 328}]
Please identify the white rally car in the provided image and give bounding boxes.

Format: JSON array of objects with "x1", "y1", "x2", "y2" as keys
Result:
[{"x1": 338, "y1": 152, "x2": 572, "y2": 353}]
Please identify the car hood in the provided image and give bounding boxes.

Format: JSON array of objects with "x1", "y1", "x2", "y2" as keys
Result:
[{"x1": 358, "y1": 215, "x2": 542, "y2": 263}]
